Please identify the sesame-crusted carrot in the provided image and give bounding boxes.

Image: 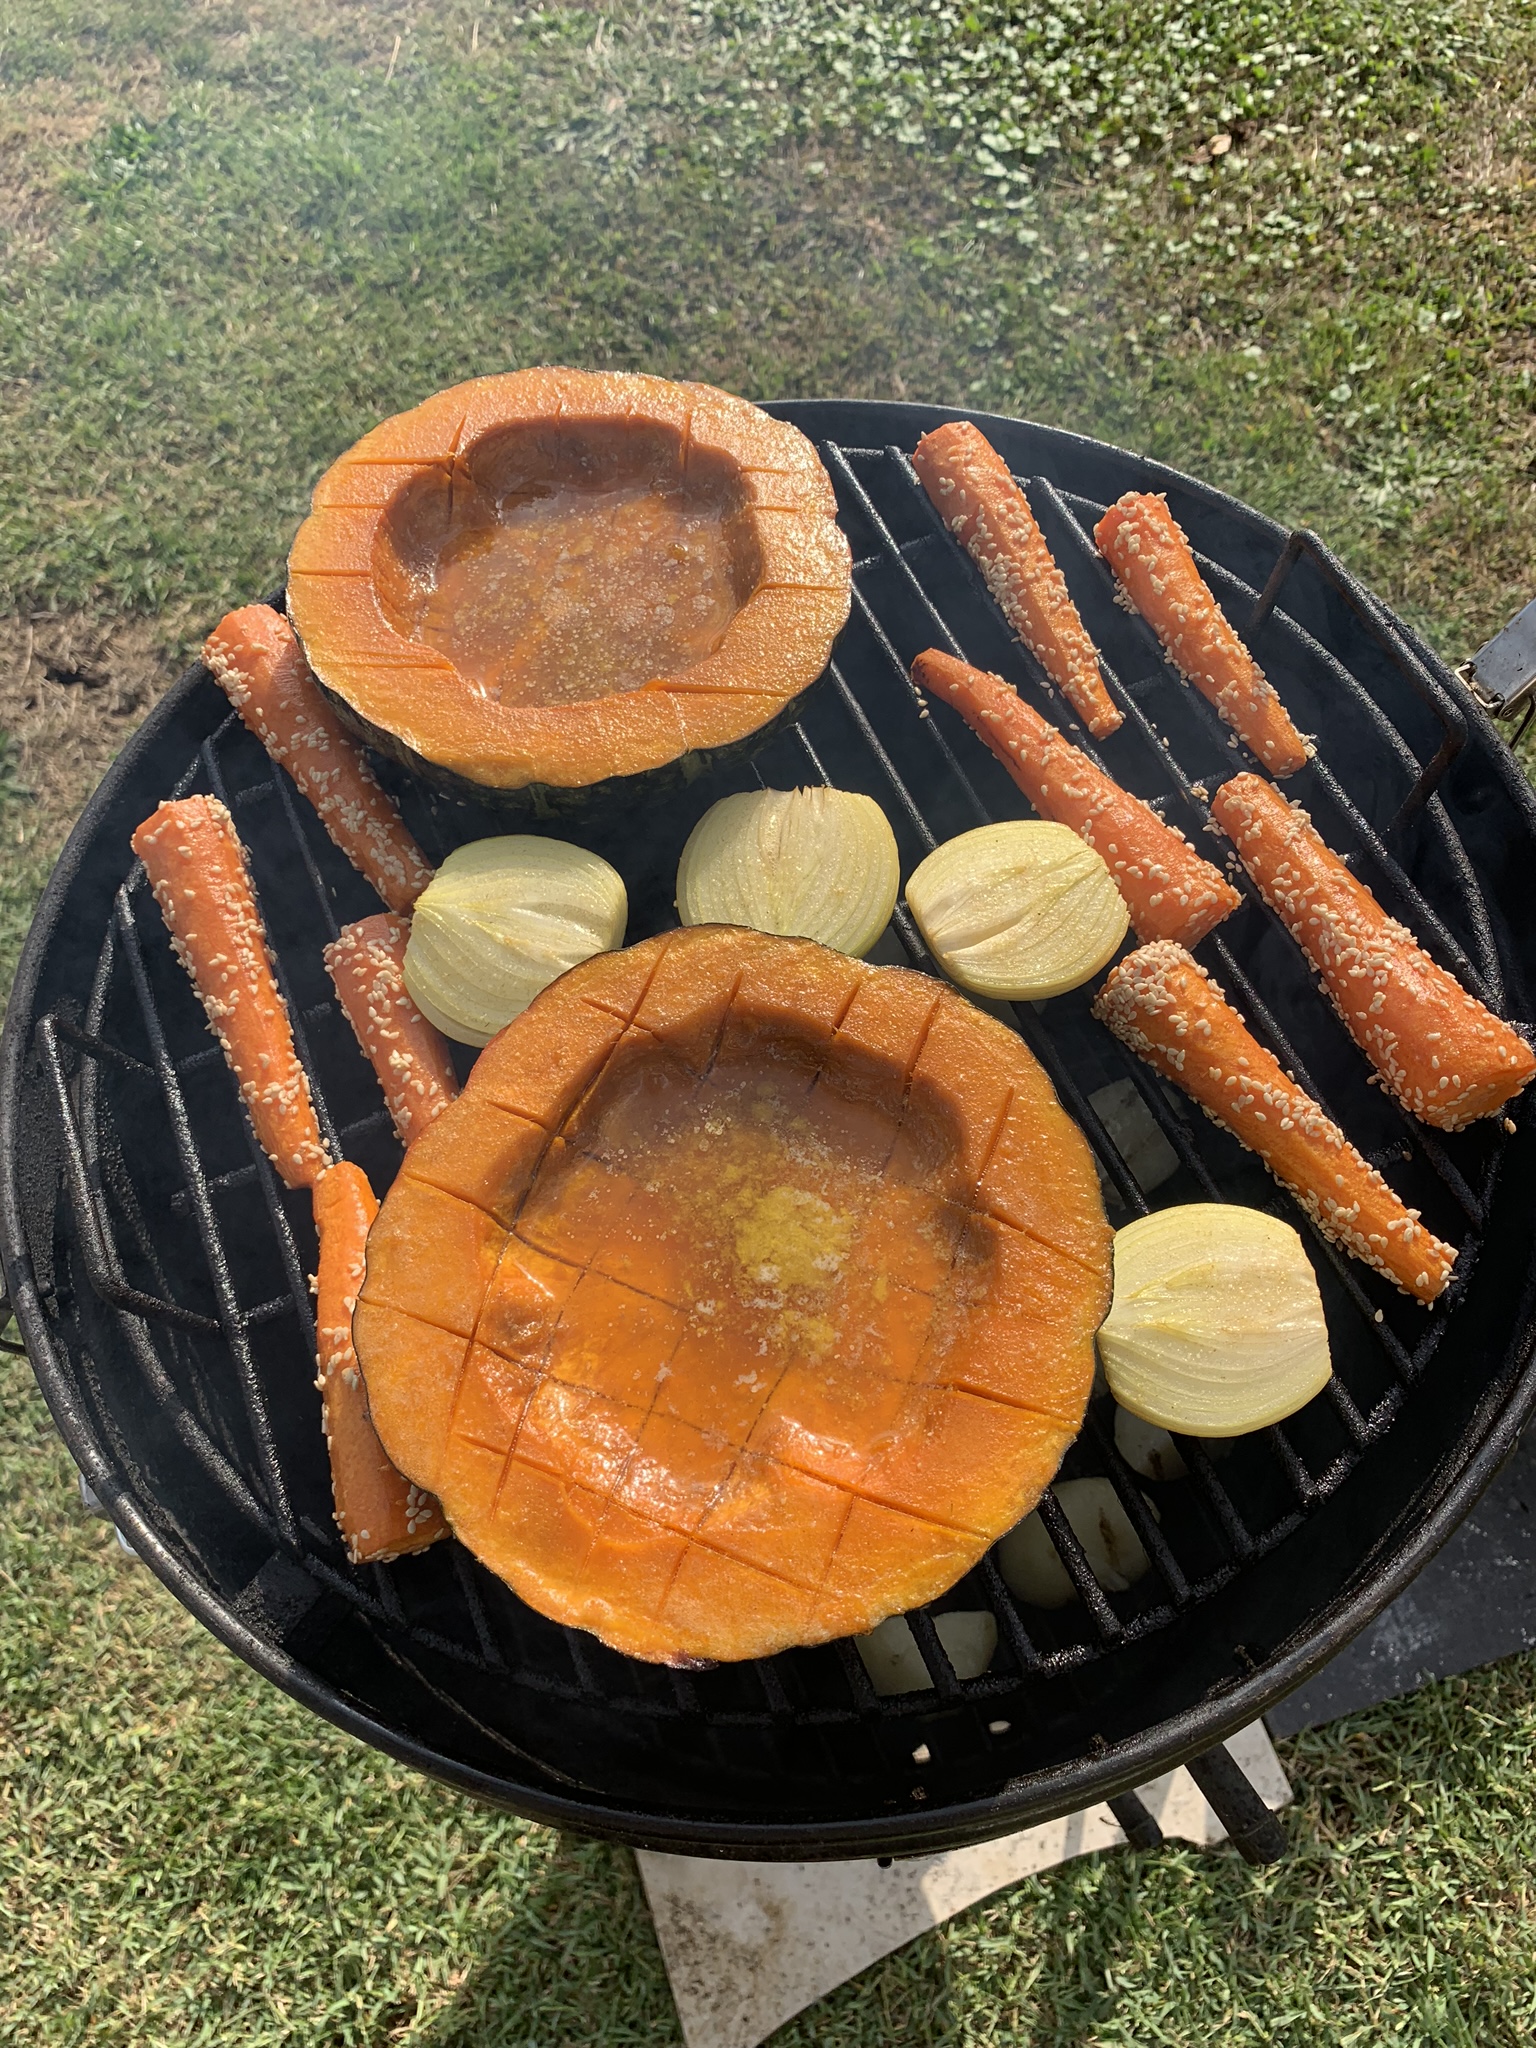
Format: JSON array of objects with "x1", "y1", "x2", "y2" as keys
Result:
[
  {"x1": 1094, "y1": 493, "x2": 1309, "y2": 778},
  {"x1": 1093, "y1": 941, "x2": 1456, "y2": 1302},
  {"x1": 132, "y1": 796, "x2": 331, "y2": 1190},
  {"x1": 1212, "y1": 773, "x2": 1535, "y2": 1131},
  {"x1": 324, "y1": 913, "x2": 460, "y2": 1147},
  {"x1": 913, "y1": 422, "x2": 1123, "y2": 738},
  {"x1": 913, "y1": 648, "x2": 1240, "y2": 949},
  {"x1": 314, "y1": 1160, "x2": 445, "y2": 1563},
  {"x1": 204, "y1": 605, "x2": 434, "y2": 914}
]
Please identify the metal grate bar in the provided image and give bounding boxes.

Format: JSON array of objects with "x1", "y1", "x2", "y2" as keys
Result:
[
  {"x1": 1263, "y1": 1424, "x2": 1319, "y2": 1506},
  {"x1": 1078, "y1": 1406, "x2": 1192, "y2": 1603},
  {"x1": 752, "y1": 1657, "x2": 793, "y2": 1715},
  {"x1": 172, "y1": 1110, "x2": 393, "y2": 1215},
  {"x1": 904, "y1": 1609, "x2": 965, "y2": 1702},
  {"x1": 1034, "y1": 1489, "x2": 1123, "y2": 1640},
  {"x1": 976, "y1": 1552, "x2": 1045, "y2": 1671},
  {"x1": 441, "y1": 1551, "x2": 502, "y2": 1670},
  {"x1": 116, "y1": 885, "x2": 298, "y2": 1545},
  {"x1": 1178, "y1": 1437, "x2": 1257, "y2": 1558},
  {"x1": 1246, "y1": 525, "x2": 1467, "y2": 840}
]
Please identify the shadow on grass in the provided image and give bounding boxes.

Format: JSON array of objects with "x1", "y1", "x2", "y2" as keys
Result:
[
  {"x1": 411, "y1": 1832, "x2": 682, "y2": 2048},
  {"x1": 411, "y1": 1827, "x2": 968, "y2": 2048}
]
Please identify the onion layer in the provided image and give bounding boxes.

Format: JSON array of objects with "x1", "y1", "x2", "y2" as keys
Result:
[
  {"x1": 403, "y1": 835, "x2": 627, "y2": 1047},
  {"x1": 1098, "y1": 1203, "x2": 1332, "y2": 1435},
  {"x1": 905, "y1": 819, "x2": 1128, "y2": 1000},
  {"x1": 675, "y1": 786, "x2": 899, "y2": 958},
  {"x1": 855, "y1": 1611, "x2": 998, "y2": 1695},
  {"x1": 995, "y1": 1479, "x2": 1153, "y2": 1608}
]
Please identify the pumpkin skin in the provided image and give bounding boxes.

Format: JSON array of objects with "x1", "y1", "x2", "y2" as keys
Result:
[
  {"x1": 353, "y1": 926, "x2": 1111, "y2": 1664},
  {"x1": 287, "y1": 371, "x2": 852, "y2": 809}
]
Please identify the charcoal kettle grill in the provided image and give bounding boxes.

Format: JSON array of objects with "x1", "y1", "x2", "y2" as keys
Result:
[{"x1": 6, "y1": 399, "x2": 1536, "y2": 1866}]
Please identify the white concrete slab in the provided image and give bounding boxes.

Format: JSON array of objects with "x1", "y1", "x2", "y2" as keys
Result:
[{"x1": 638, "y1": 1722, "x2": 1291, "y2": 2048}]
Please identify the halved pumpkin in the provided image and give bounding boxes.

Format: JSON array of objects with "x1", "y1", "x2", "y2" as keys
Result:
[
  {"x1": 353, "y1": 925, "x2": 1111, "y2": 1663},
  {"x1": 287, "y1": 371, "x2": 851, "y2": 806}
]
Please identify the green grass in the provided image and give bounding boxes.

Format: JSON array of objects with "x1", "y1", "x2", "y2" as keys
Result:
[
  {"x1": 2, "y1": 0, "x2": 1532, "y2": 650},
  {"x1": 8, "y1": 1349, "x2": 1536, "y2": 2046},
  {"x1": 5, "y1": 1, "x2": 1536, "y2": 2040}
]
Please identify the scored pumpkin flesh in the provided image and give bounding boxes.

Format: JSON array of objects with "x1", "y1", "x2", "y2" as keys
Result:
[
  {"x1": 419, "y1": 481, "x2": 742, "y2": 709},
  {"x1": 354, "y1": 925, "x2": 1111, "y2": 1664},
  {"x1": 287, "y1": 370, "x2": 852, "y2": 795}
]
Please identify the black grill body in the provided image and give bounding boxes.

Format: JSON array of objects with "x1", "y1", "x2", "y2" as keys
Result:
[{"x1": 6, "y1": 400, "x2": 1536, "y2": 1860}]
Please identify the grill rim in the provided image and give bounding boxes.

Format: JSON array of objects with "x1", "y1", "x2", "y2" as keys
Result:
[{"x1": 6, "y1": 396, "x2": 1536, "y2": 1861}]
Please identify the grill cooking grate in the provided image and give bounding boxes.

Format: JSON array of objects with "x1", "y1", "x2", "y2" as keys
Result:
[{"x1": 10, "y1": 407, "x2": 1535, "y2": 1856}]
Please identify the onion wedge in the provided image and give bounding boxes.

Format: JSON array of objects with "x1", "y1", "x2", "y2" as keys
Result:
[
  {"x1": 906, "y1": 819, "x2": 1128, "y2": 1000},
  {"x1": 676, "y1": 786, "x2": 899, "y2": 958},
  {"x1": 1099, "y1": 1203, "x2": 1332, "y2": 1435}
]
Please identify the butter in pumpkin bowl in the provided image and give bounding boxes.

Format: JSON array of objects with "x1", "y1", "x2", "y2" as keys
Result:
[
  {"x1": 351, "y1": 924, "x2": 1112, "y2": 1666},
  {"x1": 286, "y1": 369, "x2": 851, "y2": 807}
]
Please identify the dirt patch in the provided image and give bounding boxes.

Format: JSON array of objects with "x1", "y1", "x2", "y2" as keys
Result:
[{"x1": 0, "y1": 611, "x2": 176, "y2": 857}]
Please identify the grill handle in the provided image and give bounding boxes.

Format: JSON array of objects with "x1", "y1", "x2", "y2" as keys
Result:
[
  {"x1": 36, "y1": 1012, "x2": 220, "y2": 1335},
  {"x1": 1247, "y1": 528, "x2": 1466, "y2": 833},
  {"x1": 1186, "y1": 1743, "x2": 1288, "y2": 1864}
]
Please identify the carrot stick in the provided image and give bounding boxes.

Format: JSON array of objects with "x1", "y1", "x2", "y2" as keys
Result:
[
  {"x1": 913, "y1": 422, "x2": 1122, "y2": 739},
  {"x1": 1094, "y1": 493, "x2": 1309, "y2": 778},
  {"x1": 204, "y1": 605, "x2": 434, "y2": 915},
  {"x1": 1212, "y1": 773, "x2": 1535, "y2": 1131},
  {"x1": 1093, "y1": 940, "x2": 1456, "y2": 1302},
  {"x1": 324, "y1": 913, "x2": 460, "y2": 1147},
  {"x1": 913, "y1": 648, "x2": 1240, "y2": 949},
  {"x1": 133, "y1": 796, "x2": 331, "y2": 1190},
  {"x1": 314, "y1": 1160, "x2": 445, "y2": 1563}
]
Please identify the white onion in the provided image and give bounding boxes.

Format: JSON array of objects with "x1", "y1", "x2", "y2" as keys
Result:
[
  {"x1": 675, "y1": 786, "x2": 899, "y2": 958},
  {"x1": 905, "y1": 820, "x2": 1128, "y2": 1000},
  {"x1": 1099, "y1": 1203, "x2": 1332, "y2": 1435},
  {"x1": 934, "y1": 1610, "x2": 998, "y2": 1680},
  {"x1": 402, "y1": 835, "x2": 627, "y2": 1047},
  {"x1": 1113, "y1": 1405, "x2": 1189, "y2": 1482},
  {"x1": 995, "y1": 1478, "x2": 1153, "y2": 1608},
  {"x1": 855, "y1": 1611, "x2": 998, "y2": 1694}
]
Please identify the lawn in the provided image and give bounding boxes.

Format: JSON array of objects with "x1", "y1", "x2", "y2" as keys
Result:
[{"x1": 3, "y1": 2, "x2": 1536, "y2": 2041}]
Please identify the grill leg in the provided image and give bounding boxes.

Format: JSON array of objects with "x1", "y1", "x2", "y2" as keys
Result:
[
  {"x1": 1186, "y1": 1744, "x2": 1288, "y2": 1864},
  {"x1": 1107, "y1": 1790, "x2": 1164, "y2": 1850}
]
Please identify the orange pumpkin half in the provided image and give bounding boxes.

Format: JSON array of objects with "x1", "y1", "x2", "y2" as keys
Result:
[
  {"x1": 353, "y1": 926, "x2": 1111, "y2": 1663},
  {"x1": 286, "y1": 370, "x2": 851, "y2": 805}
]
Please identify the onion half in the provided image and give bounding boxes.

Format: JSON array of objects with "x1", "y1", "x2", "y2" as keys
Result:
[
  {"x1": 675, "y1": 786, "x2": 899, "y2": 958},
  {"x1": 1099, "y1": 1203, "x2": 1332, "y2": 1435},
  {"x1": 905, "y1": 819, "x2": 1128, "y2": 1000},
  {"x1": 403, "y1": 835, "x2": 627, "y2": 1047}
]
